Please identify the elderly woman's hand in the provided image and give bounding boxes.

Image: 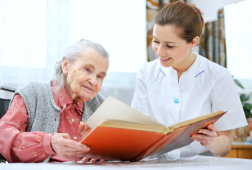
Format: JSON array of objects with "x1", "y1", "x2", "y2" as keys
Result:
[
  {"x1": 78, "y1": 122, "x2": 105, "y2": 163},
  {"x1": 78, "y1": 155, "x2": 105, "y2": 163},
  {"x1": 51, "y1": 133, "x2": 90, "y2": 159},
  {"x1": 79, "y1": 121, "x2": 91, "y2": 137}
]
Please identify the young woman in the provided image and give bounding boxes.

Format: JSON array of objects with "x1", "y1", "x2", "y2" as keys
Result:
[{"x1": 131, "y1": 1, "x2": 247, "y2": 159}]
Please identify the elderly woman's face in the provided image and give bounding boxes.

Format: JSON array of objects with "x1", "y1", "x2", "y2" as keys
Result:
[{"x1": 62, "y1": 47, "x2": 109, "y2": 103}]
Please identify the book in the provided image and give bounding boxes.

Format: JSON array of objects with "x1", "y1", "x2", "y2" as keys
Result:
[{"x1": 80, "y1": 96, "x2": 226, "y2": 161}]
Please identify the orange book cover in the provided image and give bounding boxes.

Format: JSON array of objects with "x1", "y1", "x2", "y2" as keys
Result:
[{"x1": 80, "y1": 97, "x2": 226, "y2": 161}]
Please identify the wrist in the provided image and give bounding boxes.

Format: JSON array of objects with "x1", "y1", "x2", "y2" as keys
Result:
[{"x1": 43, "y1": 133, "x2": 56, "y2": 154}]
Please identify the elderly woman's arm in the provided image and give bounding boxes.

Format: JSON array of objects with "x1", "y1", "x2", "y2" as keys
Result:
[
  {"x1": 0, "y1": 95, "x2": 55, "y2": 162},
  {"x1": 0, "y1": 95, "x2": 100, "y2": 163}
]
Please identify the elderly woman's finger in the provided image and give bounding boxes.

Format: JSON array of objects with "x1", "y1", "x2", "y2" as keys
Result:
[
  {"x1": 89, "y1": 158, "x2": 97, "y2": 163},
  {"x1": 79, "y1": 157, "x2": 90, "y2": 163},
  {"x1": 79, "y1": 122, "x2": 91, "y2": 137},
  {"x1": 79, "y1": 122, "x2": 85, "y2": 131},
  {"x1": 99, "y1": 159, "x2": 105, "y2": 163}
]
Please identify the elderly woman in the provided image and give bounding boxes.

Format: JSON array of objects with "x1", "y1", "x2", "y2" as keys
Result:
[{"x1": 0, "y1": 39, "x2": 109, "y2": 163}]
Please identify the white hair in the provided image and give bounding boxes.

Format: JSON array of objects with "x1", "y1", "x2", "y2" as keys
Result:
[{"x1": 53, "y1": 39, "x2": 109, "y2": 89}]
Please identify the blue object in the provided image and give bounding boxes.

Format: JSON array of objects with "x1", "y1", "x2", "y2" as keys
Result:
[
  {"x1": 194, "y1": 70, "x2": 205, "y2": 78},
  {"x1": 174, "y1": 98, "x2": 180, "y2": 104},
  {"x1": 160, "y1": 69, "x2": 166, "y2": 77}
]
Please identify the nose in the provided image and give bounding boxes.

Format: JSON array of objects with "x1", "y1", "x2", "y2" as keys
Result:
[
  {"x1": 155, "y1": 44, "x2": 166, "y2": 58},
  {"x1": 88, "y1": 75, "x2": 97, "y2": 86}
]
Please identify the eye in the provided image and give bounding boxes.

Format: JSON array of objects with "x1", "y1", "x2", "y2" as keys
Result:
[
  {"x1": 152, "y1": 40, "x2": 159, "y2": 44},
  {"x1": 97, "y1": 75, "x2": 104, "y2": 79},
  {"x1": 84, "y1": 67, "x2": 91, "y2": 73},
  {"x1": 166, "y1": 45, "x2": 174, "y2": 49}
]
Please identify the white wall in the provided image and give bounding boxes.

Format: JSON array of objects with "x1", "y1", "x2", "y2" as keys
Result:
[{"x1": 189, "y1": 0, "x2": 244, "y2": 22}]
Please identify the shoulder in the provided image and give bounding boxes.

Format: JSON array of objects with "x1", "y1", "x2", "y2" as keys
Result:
[
  {"x1": 12, "y1": 81, "x2": 56, "y2": 119},
  {"x1": 137, "y1": 59, "x2": 161, "y2": 80},
  {"x1": 91, "y1": 94, "x2": 104, "y2": 105},
  {"x1": 197, "y1": 55, "x2": 231, "y2": 80},
  {"x1": 85, "y1": 94, "x2": 104, "y2": 109},
  {"x1": 83, "y1": 94, "x2": 104, "y2": 121},
  {"x1": 17, "y1": 81, "x2": 50, "y2": 92},
  {"x1": 142, "y1": 59, "x2": 160, "y2": 73},
  {"x1": 15, "y1": 81, "x2": 52, "y2": 103}
]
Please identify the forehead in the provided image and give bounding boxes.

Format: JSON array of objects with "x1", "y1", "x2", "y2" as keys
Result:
[
  {"x1": 74, "y1": 47, "x2": 109, "y2": 70},
  {"x1": 153, "y1": 24, "x2": 183, "y2": 42}
]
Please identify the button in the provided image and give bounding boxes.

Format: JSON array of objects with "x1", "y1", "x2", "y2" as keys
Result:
[
  {"x1": 73, "y1": 136, "x2": 77, "y2": 140},
  {"x1": 72, "y1": 119, "x2": 75, "y2": 122},
  {"x1": 174, "y1": 98, "x2": 180, "y2": 104}
]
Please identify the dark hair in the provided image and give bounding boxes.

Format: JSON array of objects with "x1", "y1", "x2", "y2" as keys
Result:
[{"x1": 154, "y1": 1, "x2": 204, "y2": 43}]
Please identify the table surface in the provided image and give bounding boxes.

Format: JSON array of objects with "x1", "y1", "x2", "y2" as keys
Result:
[
  {"x1": 1, "y1": 155, "x2": 252, "y2": 170},
  {"x1": 232, "y1": 141, "x2": 252, "y2": 148}
]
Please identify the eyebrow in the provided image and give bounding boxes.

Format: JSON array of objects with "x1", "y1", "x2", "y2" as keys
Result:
[{"x1": 152, "y1": 35, "x2": 175, "y2": 44}]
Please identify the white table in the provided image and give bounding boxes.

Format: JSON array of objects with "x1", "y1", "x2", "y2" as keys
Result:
[{"x1": 1, "y1": 155, "x2": 252, "y2": 170}]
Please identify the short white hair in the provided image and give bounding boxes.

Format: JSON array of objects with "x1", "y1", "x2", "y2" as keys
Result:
[{"x1": 53, "y1": 39, "x2": 109, "y2": 89}]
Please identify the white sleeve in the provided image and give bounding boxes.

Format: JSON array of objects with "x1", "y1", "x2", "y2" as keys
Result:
[
  {"x1": 131, "y1": 65, "x2": 152, "y2": 117},
  {"x1": 210, "y1": 72, "x2": 247, "y2": 131}
]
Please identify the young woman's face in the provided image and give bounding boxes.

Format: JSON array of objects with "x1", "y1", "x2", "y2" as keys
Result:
[
  {"x1": 62, "y1": 47, "x2": 109, "y2": 103},
  {"x1": 152, "y1": 24, "x2": 196, "y2": 69}
]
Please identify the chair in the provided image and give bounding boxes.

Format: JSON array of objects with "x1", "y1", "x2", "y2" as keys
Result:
[
  {"x1": 0, "y1": 98, "x2": 11, "y2": 119},
  {"x1": 0, "y1": 85, "x2": 16, "y2": 162},
  {"x1": 0, "y1": 86, "x2": 15, "y2": 118}
]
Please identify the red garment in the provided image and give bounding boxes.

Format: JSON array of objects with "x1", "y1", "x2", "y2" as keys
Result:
[{"x1": 0, "y1": 86, "x2": 84, "y2": 162}]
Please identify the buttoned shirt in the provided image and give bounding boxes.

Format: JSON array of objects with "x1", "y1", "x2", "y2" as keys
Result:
[
  {"x1": 0, "y1": 85, "x2": 85, "y2": 162},
  {"x1": 131, "y1": 54, "x2": 247, "y2": 158}
]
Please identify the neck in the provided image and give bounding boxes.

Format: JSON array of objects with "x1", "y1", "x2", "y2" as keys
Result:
[
  {"x1": 64, "y1": 84, "x2": 77, "y2": 102},
  {"x1": 174, "y1": 52, "x2": 196, "y2": 80}
]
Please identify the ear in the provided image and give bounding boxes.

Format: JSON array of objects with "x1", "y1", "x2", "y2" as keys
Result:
[
  {"x1": 61, "y1": 57, "x2": 69, "y2": 74},
  {"x1": 191, "y1": 36, "x2": 199, "y2": 49}
]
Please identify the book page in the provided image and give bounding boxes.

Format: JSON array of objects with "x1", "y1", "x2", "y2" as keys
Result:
[
  {"x1": 167, "y1": 111, "x2": 226, "y2": 131},
  {"x1": 100, "y1": 120, "x2": 167, "y2": 134},
  {"x1": 86, "y1": 96, "x2": 164, "y2": 130}
]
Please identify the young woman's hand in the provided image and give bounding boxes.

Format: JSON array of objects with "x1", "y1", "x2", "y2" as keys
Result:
[
  {"x1": 191, "y1": 124, "x2": 232, "y2": 156},
  {"x1": 191, "y1": 124, "x2": 218, "y2": 147}
]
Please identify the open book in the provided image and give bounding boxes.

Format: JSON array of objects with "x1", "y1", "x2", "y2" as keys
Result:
[{"x1": 81, "y1": 96, "x2": 226, "y2": 161}]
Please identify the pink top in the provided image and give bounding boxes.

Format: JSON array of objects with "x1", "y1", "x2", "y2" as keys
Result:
[{"x1": 0, "y1": 86, "x2": 84, "y2": 162}]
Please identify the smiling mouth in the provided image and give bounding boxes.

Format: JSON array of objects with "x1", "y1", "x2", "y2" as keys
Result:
[
  {"x1": 160, "y1": 57, "x2": 172, "y2": 62},
  {"x1": 82, "y1": 85, "x2": 94, "y2": 92}
]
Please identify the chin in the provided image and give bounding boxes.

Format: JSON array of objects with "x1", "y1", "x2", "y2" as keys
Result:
[
  {"x1": 160, "y1": 63, "x2": 171, "y2": 68},
  {"x1": 81, "y1": 94, "x2": 95, "y2": 102}
]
